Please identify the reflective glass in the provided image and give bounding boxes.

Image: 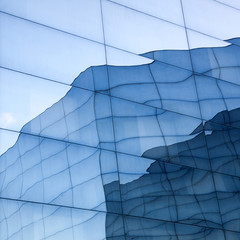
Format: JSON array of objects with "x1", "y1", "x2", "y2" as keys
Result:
[
  {"x1": 19, "y1": 88, "x2": 114, "y2": 150},
  {"x1": 182, "y1": 0, "x2": 240, "y2": 42},
  {"x1": 216, "y1": 0, "x2": 240, "y2": 10},
  {"x1": 0, "y1": 199, "x2": 111, "y2": 240},
  {"x1": 122, "y1": 215, "x2": 225, "y2": 240},
  {"x1": 1, "y1": 0, "x2": 240, "y2": 238},
  {"x1": 144, "y1": 110, "x2": 240, "y2": 177},
  {"x1": 214, "y1": 173, "x2": 240, "y2": 231},
  {"x1": 102, "y1": 0, "x2": 189, "y2": 54},
  {"x1": 0, "y1": 0, "x2": 104, "y2": 42},
  {"x1": 0, "y1": 13, "x2": 106, "y2": 84},
  {"x1": 111, "y1": 96, "x2": 202, "y2": 156},
  {"x1": 187, "y1": 30, "x2": 240, "y2": 86},
  {"x1": 117, "y1": 153, "x2": 222, "y2": 228},
  {"x1": 0, "y1": 131, "x2": 122, "y2": 212},
  {"x1": 0, "y1": 129, "x2": 18, "y2": 156},
  {"x1": 0, "y1": 68, "x2": 70, "y2": 132},
  {"x1": 109, "y1": 0, "x2": 185, "y2": 26}
]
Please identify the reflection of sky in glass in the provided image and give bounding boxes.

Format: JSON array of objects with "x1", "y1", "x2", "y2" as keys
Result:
[
  {"x1": 0, "y1": 0, "x2": 237, "y2": 152},
  {"x1": 0, "y1": 199, "x2": 107, "y2": 240},
  {"x1": 1, "y1": 0, "x2": 240, "y2": 239}
]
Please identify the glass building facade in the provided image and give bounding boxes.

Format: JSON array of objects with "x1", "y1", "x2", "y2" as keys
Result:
[{"x1": 0, "y1": 0, "x2": 240, "y2": 239}]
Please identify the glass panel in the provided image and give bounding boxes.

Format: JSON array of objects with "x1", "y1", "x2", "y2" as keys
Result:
[
  {"x1": 0, "y1": 129, "x2": 19, "y2": 156},
  {"x1": 187, "y1": 30, "x2": 240, "y2": 87},
  {"x1": 142, "y1": 106, "x2": 240, "y2": 177},
  {"x1": 0, "y1": 68, "x2": 70, "y2": 132},
  {"x1": 225, "y1": 231, "x2": 240, "y2": 240},
  {"x1": 118, "y1": 153, "x2": 222, "y2": 228},
  {"x1": 102, "y1": 0, "x2": 189, "y2": 54},
  {"x1": 111, "y1": 97, "x2": 202, "y2": 156},
  {"x1": 109, "y1": 0, "x2": 185, "y2": 26},
  {"x1": 0, "y1": 199, "x2": 114, "y2": 240},
  {"x1": 74, "y1": 51, "x2": 199, "y2": 118},
  {"x1": 111, "y1": 97, "x2": 164, "y2": 156},
  {"x1": 196, "y1": 75, "x2": 240, "y2": 120},
  {"x1": 107, "y1": 58, "x2": 196, "y2": 116},
  {"x1": 123, "y1": 215, "x2": 225, "y2": 239},
  {"x1": 151, "y1": 134, "x2": 211, "y2": 171},
  {"x1": 141, "y1": 47, "x2": 192, "y2": 71},
  {"x1": 0, "y1": 13, "x2": 106, "y2": 85},
  {"x1": 187, "y1": 29, "x2": 230, "y2": 51},
  {"x1": 0, "y1": 131, "x2": 121, "y2": 212},
  {"x1": 106, "y1": 46, "x2": 153, "y2": 66},
  {"x1": 216, "y1": 0, "x2": 240, "y2": 10},
  {"x1": 214, "y1": 173, "x2": 240, "y2": 231},
  {"x1": 156, "y1": 72, "x2": 200, "y2": 118},
  {"x1": 182, "y1": 0, "x2": 240, "y2": 42},
  {"x1": 0, "y1": 0, "x2": 104, "y2": 42},
  {"x1": 208, "y1": 43, "x2": 240, "y2": 85},
  {"x1": 195, "y1": 75, "x2": 227, "y2": 120},
  {"x1": 207, "y1": 125, "x2": 240, "y2": 177},
  {"x1": 18, "y1": 88, "x2": 114, "y2": 149}
]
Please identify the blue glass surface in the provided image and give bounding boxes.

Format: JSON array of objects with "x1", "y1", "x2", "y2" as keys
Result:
[{"x1": 1, "y1": 1, "x2": 240, "y2": 239}]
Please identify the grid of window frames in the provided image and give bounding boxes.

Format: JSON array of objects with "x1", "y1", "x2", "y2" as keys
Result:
[{"x1": 0, "y1": 0, "x2": 240, "y2": 239}]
